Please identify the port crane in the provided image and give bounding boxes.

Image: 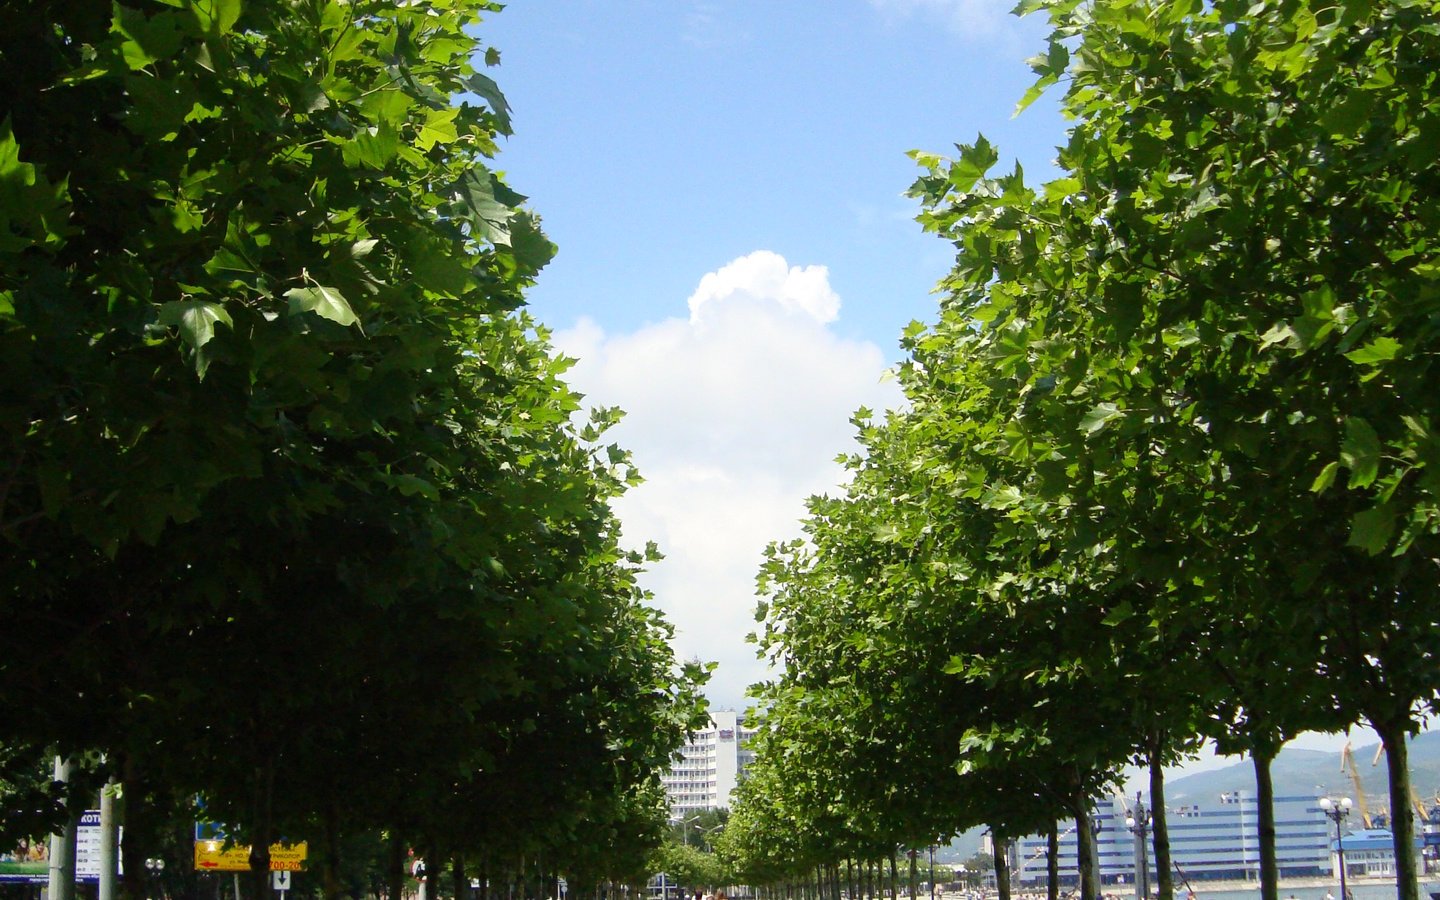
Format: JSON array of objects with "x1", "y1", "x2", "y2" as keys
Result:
[
  {"x1": 1340, "y1": 742, "x2": 1375, "y2": 828},
  {"x1": 1368, "y1": 742, "x2": 1436, "y2": 825}
]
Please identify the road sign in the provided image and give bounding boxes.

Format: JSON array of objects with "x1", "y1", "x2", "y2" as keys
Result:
[
  {"x1": 193, "y1": 841, "x2": 307, "y2": 872},
  {"x1": 272, "y1": 870, "x2": 292, "y2": 890}
]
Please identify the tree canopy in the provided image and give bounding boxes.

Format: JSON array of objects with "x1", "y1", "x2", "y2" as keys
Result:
[
  {"x1": 731, "y1": 1, "x2": 1440, "y2": 899},
  {"x1": 0, "y1": 1, "x2": 706, "y2": 896}
]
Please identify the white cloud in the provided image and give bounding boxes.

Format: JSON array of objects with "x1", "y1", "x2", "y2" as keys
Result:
[
  {"x1": 687, "y1": 250, "x2": 840, "y2": 325},
  {"x1": 867, "y1": 0, "x2": 1022, "y2": 40},
  {"x1": 682, "y1": 1, "x2": 750, "y2": 50},
  {"x1": 554, "y1": 251, "x2": 900, "y2": 707}
]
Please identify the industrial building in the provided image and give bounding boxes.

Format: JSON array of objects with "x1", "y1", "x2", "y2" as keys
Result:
[{"x1": 1014, "y1": 792, "x2": 1363, "y2": 885}]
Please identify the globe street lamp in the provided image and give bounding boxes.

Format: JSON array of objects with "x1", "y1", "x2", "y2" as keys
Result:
[
  {"x1": 1319, "y1": 796, "x2": 1353, "y2": 900},
  {"x1": 1125, "y1": 795, "x2": 1151, "y2": 900},
  {"x1": 144, "y1": 859, "x2": 165, "y2": 900}
]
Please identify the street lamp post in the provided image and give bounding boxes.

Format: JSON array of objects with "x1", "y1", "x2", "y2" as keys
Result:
[
  {"x1": 1320, "y1": 796, "x2": 1354, "y2": 900},
  {"x1": 929, "y1": 845, "x2": 937, "y2": 900},
  {"x1": 671, "y1": 814, "x2": 701, "y2": 848},
  {"x1": 144, "y1": 859, "x2": 165, "y2": 900},
  {"x1": 1125, "y1": 794, "x2": 1151, "y2": 900}
]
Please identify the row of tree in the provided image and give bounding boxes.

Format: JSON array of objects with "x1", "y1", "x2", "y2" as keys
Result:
[
  {"x1": 0, "y1": 1, "x2": 706, "y2": 897},
  {"x1": 725, "y1": 1, "x2": 1440, "y2": 900}
]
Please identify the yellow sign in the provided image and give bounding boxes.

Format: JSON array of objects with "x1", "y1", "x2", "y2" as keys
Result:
[{"x1": 193, "y1": 841, "x2": 308, "y2": 872}]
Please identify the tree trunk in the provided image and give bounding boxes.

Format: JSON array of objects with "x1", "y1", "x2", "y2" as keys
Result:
[
  {"x1": 1252, "y1": 753, "x2": 1278, "y2": 900},
  {"x1": 247, "y1": 760, "x2": 275, "y2": 900},
  {"x1": 992, "y1": 837, "x2": 1010, "y2": 900},
  {"x1": 890, "y1": 851, "x2": 899, "y2": 900},
  {"x1": 48, "y1": 756, "x2": 77, "y2": 900},
  {"x1": 1046, "y1": 824, "x2": 1058, "y2": 900},
  {"x1": 1073, "y1": 798, "x2": 1099, "y2": 900},
  {"x1": 909, "y1": 851, "x2": 918, "y2": 900},
  {"x1": 1374, "y1": 719, "x2": 1420, "y2": 900},
  {"x1": 453, "y1": 853, "x2": 469, "y2": 900},
  {"x1": 321, "y1": 801, "x2": 342, "y2": 900},
  {"x1": 100, "y1": 777, "x2": 119, "y2": 900},
  {"x1": 1148, "y1": 751, "x2": 1172, "y2": 900},
  {"x1": 386, "y1": 832, "x2": 405, "y2": 900},
  {"x1": 118, "y1": 756, "x2": 152, "y2": 900}
]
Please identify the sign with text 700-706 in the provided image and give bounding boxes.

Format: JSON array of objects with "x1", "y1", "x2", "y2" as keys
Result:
[{"x1": 193, "y1": 841, "x2": 307, "y2": 872}]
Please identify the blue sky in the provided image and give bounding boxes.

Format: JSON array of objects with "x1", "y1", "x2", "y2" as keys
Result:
[
  {"x1": 480, "y1": 0, "x2": 1065, "y2": 705},
  {"x1": 483, "y1": 0, "x2": 1061, "y2": 344},
  {"x1": 474, "y1": 0, "x2": 1379, "y2": 764}
]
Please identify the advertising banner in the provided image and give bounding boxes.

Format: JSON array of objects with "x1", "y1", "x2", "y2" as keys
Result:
[{"x1": 0, "y1": 810, "x2": 118, "y2": 884}]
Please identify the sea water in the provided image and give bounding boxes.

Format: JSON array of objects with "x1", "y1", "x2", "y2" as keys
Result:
[{"x1": 1191, "y1": 885, "x2": 1439, "y2": 900}]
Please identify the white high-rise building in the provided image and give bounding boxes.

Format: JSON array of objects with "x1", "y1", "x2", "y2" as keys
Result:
[{"x1": 662, "y1": 709, "x2": 758, "y2": 816}]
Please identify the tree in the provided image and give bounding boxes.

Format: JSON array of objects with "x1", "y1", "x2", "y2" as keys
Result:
[
  {"x1": 0, "y1": 3, "x2": 706, "y2": 897},
  {"x1": 903, "y1": 1, "x2": 1440, "y2": 897}
]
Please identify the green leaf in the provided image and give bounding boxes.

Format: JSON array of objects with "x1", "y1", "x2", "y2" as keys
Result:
[
  {"x1": 1322, "y1": 91, "x2": 1375, "y2": 138},
  {"x1": 1044, "y1": 177, "x2": 1082, "y2": 201},
  {"x1": 390, "y1": 473, "x2": 438, "y2": 500},
  {"x1": 158, "y1": 300, "x2": 232, "y2": 349},
  {"x1": 0, "y1": 116, "x2": 71, "y2": 251},
  {"x1": 415, "y1": 107, "x2": 460, "y2": 151},
  {"x1": 343, "y1": 123, "x2": 400, "y2": 170},
  {"x1": 1310, "y1": 461, "x2": 1339, "y2": 493},
  {"x1": 113, "y1": 6, "x2": 185, "y2": 70},
  {"x1": 1079, "y1": 402, "x2": 1122, "y2": 435},
  {"x1": 455, "y1": 170, "x2": 514, "y2": 244},
  {"x1": 1340, "y1": 417, "x2": 1382, "y2": 489},
  {"x1": 1014, "y1": 75, "x2": 1057, "y2": 117},
  {"x1": 463, "y1": 71, "x2": 513, "y2": 134},
  {"x1": 285, "y1": 285, "x2": 359, "y2": 328},
  {"x1": 1260, "y1": 322, "x2": 1296, "y2": 348},
  {"x1": 950, "y1": 136, "x2": 1000, "y2": 192},
  {"x1": 500, "y1": 211, "x2": 555, "y2": 278},
  {"x1": 1046, "y1": 40, "x2": 1069, "y2": 76},
  {"x1": 406, "y1": 233, "x2": 474, "y2": 297},
  {"x1": 1101, "y1": 601, "x2": 1134, "y2": 626},
  {"x1": 1343, "y1": 337, "x2": 1401, "y2": 365},
  {"x1": 1346, "y1": 504, "x2": 1396, "y2": 555},
  {"x1": 188, "y1": 0, "x2": 241, "y2": 37}
]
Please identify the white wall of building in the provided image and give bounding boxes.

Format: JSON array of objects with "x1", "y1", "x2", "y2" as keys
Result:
[{"x1": 662, "y1": 709, "x2": 758, "y2": 816}]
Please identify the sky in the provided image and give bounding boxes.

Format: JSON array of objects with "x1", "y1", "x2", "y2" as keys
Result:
[{"x1": 475, "y1": 1, "x2": 1383, "y2": 764}]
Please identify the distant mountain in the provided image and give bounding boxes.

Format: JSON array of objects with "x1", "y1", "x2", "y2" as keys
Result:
[
  {"x1": 1163, "y1": 730, "x2": 1440, "y2": 810},
  {"x1": 935, "y1": 732, "x2": 1440, "y2": 862}
]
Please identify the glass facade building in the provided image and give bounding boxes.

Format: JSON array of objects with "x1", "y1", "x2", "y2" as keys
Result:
[{"x1": 1014, "y1": 792, "x2": 1333, "y2": 885}]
